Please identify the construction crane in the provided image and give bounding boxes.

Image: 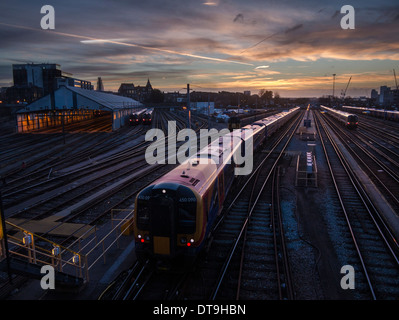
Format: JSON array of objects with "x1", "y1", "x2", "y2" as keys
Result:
[
  {"x1": 394, "y1": 69, "x2": 398, "y2": 90},
  {"x1": 341, "y1": 76, "x2": 352, "y2": 100}
]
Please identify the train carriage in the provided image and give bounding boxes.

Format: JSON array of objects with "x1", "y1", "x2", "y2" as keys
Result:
[
  {"x1": 320, "y1": 105, "x2": 358, "y2": 129},
  {"x1": 134, "y1": 138, "x2": 237, "y2": 269},
  {"x1": 342, "y1": 106, "x2": 399, "y2": 122},
  {"x1": 133, "y1": 107, "x2": 300, "y2": 270},
  {"x1": 142, "y1": 108, "x2": 153, "y2": 125}
]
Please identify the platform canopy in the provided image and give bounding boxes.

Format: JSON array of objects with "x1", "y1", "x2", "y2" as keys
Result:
[{"x1": 20, "y1": 85, "x2": 143, "y2": 112}]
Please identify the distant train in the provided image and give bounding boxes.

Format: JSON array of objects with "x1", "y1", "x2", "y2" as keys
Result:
[
  {"x1": 228, "y1": 116, "x2": 241, "y2": 131},
  {"x1": 342, "y1": 106, "x2": 399, "y2": 122},
  {"x1": 133, "y1": 107, "x2": 300, "y2": 270},
  {"x1": 142, "y1": 109, "x2": 153, "y2": 125},
  {"x1": 129, "y1": 109, "x2": 146, "y2": 125},
  {"x1": 320, "y1": 105, "x2": 358, "y2": 129}
]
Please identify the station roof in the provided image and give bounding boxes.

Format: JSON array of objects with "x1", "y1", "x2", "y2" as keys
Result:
[{"x1": 20, "y1": 85, "x2": 143, "y2": 113}]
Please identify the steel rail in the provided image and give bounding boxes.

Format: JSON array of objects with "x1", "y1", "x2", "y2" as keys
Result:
[
  {"x1": 319, "y1": 113, "x2": 399, "y2": 260},
  {"x1": 210, "y1": 111, "x2": 302, "y2": 300},
  {"x1": 314, "y1": 111, "x2": 377, "y2": 299}
]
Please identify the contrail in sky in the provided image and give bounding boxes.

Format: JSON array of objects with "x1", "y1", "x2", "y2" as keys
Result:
[{"x1": 0, "y1": 22, "x2": 254, "y2": 67}]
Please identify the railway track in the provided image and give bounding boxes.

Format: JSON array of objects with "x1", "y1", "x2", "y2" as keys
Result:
[
  {"x1": 173, "y1": 110, "x2": 302, "y2": 300},
  {"x1": 2, "y1": 110, "x2": 187, "y2": 209},
  {"x1": 1, "y1": 125, "x2": 145, "y2": 195},
  {"x1": 2, "y1": 110, "x2": 207, "y2": 242},
  {"x1": 321, "y1": 112, "x2": 399, "y2": 215},
  {"x1": 315, "y1": 111, "x2": 399, "y2": 300},
  {"x1": 233, "y1": 167, "x2": 293, "y2": 300},
  {"x1": 98, "y1": 110, "x2": 302, "y2": 301},
  {"x1": 0, "y1": 109, "x2": 209, "y2": 298}
]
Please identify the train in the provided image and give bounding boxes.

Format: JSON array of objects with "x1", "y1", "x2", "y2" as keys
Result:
[
  {"x1": 320, "y1": 105, "x2": 358, "y2": 129},
  {"x1": 129, "y1": 109, "x2": 146, "y2": 125},
  {"x1": 342, "y1": 106, "x2": 399, "y2": 122},
  {"x1": 142, "y1": 108, "x2": 153, "y2": 125},
  {"x1": 133, "y1": 107, "x2": 300, "y2": 270}
]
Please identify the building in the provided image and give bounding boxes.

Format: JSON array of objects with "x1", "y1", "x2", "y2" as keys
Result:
[
  {"x1": 393, "y1": 89, "x2": 399, "y2": 107},
  {"x1": 6, "y1": 63, "x2": 93, "y2": 104},
  {"x1": 370, "y1": 89, "x2": 379, "y2": 102},
  {"x1": 96, "y1": 77, "x2": 104, "y2": 91},
  {"x1": 56, "y1": 78, "x2": 93, "y2": 90},
  {"x1": 12, "y1": 63, "x2": 64, "y2": 94},
  {"x1": 118, "y1": 83, "x2": 135, "y2": 98},
  {"x1": 190, "y1": 101, "x2": 215, "y2": 115},
  {"x1": 379, "y1": 86, "x2": 392, "y2": 106},
  {"x1": 118, "y1": 79, "x2": 153, "y2": 103},
  {"x1": 133, "y1": 79, "x2": 153, "y2": 103}
]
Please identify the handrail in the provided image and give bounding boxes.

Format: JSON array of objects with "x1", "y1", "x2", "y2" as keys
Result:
[{"x1": 3, "y1": 209, "x2": 135, "y2": 284}]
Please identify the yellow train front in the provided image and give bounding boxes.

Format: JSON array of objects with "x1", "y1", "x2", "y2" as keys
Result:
[
  {"x1": 133, "y1": 130, "x2": 242, "y2": 271},
  {"x1": 134, "y1": 181, "x2": 205, "y2": 270}
]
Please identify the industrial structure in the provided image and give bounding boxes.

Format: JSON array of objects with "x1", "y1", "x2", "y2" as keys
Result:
[
  {"x1": 6, "y1": 63, "x2": 93, "y2": 104},
  {"x1": 17, "y1": 85, "x2": 143, "y2": 132}
]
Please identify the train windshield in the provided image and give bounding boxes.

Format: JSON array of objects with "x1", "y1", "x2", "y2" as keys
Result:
[
  {"x1": 137, "y1": 199, "x2": 150, "y2": 229},
  {"x1": 348, "y1": 115, "x2": 358, "y2": 123},
  {"x1": 137, "y1": 184, "x2": 197, "y2": 235},
  {"x1": 151, "y1": 198, "x2": 174, "y2": 236}
]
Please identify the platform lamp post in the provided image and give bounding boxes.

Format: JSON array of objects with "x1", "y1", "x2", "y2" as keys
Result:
[
  {"x1": 208, "y1": 93, "x2": 210, "y2": 130},
  {"x1": 187, "y1": 83, "x2": 191, "y2": 130},
  {"x1": 0, "y1": 191, "x2": 12, "y2": 283},
  {"x1": 62, "y1": 106, "x2": 66, "y2": 145}
]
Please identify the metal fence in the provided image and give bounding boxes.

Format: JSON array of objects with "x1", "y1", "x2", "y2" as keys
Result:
[{"x1": 1, "y1": 209, "x2": 135, "y2": 285}]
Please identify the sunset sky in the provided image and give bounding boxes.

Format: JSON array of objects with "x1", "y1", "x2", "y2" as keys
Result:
[{"x1": 0, "y1": 0, "x2": 398, "y2": 97}]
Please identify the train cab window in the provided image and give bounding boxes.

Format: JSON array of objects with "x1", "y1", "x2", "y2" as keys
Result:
[
  {"x1": 137, "y1": 200, "x2": 150, "y2": 229},
  {"x1": 177, "y1": 201, "x2": 196, "y2": 234},
  {"x1": 151, "y1": 200, "x2": 173, "y2": 236},
  {"x1": 348, "y1": 115, "x2": 358, "y2": 123}
]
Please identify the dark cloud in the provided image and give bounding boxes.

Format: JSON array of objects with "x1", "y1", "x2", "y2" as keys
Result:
[
  {"x1": 0, "y1": 0, "x2": 398, "y2": 94},
  {"x1": 233, "y1": 13, "x2": 244, "y2": 23},
  {"x1": 284, "y1": 24, "x2": 303, "y2": 34},
  {"x1": 331, "y1": 10, "x2": 340, "y2": 19}
]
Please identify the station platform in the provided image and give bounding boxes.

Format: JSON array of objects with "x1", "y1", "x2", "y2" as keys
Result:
[{"x1": 295, "y1": 145, "x2": 318, "y2": 187}]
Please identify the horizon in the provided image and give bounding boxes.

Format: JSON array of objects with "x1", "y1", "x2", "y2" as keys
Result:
[{"x1": 1, "y1": 0, "x2": 398, "y2": 98}]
